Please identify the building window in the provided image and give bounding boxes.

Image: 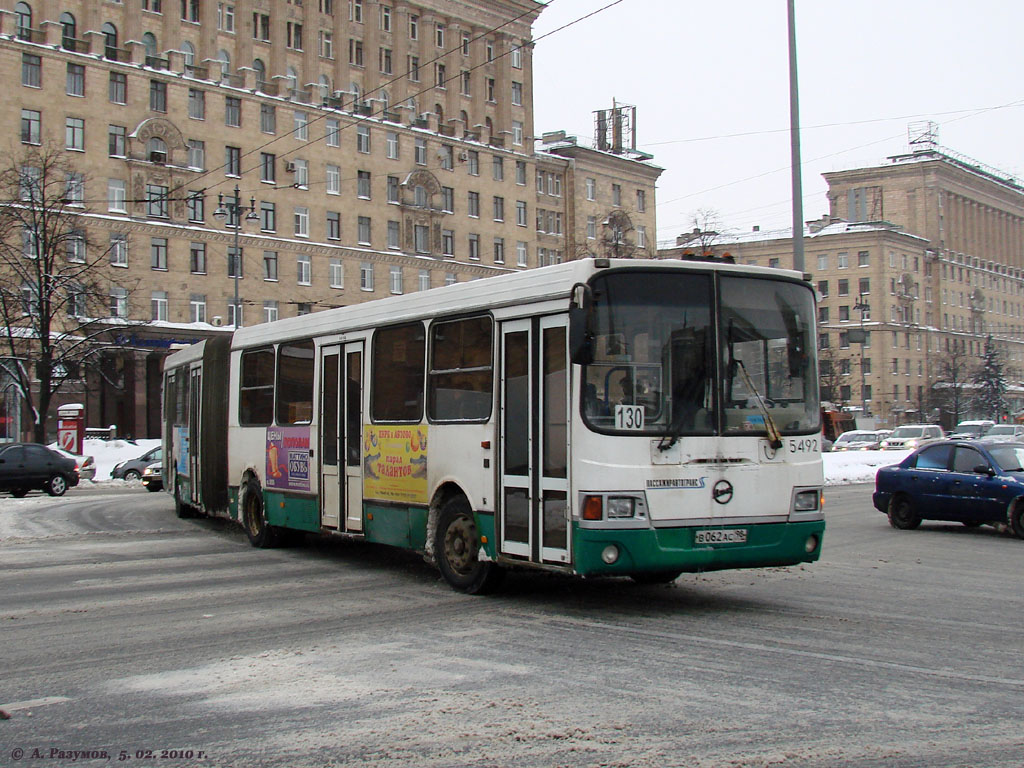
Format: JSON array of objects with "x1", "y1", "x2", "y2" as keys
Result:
[
  {"x1": 386, "y1": 175, "x2": 400, "y2": 203},
  {"x1": 186, "y1": 88, "x2": 205, "y2": 120},
  {"x1": 108, "y1": 179, "x2": 127, "y2": 212},
  {"x1": 387, "y1": 220, "x2": 400, "y2": 249},
  {"x1": 110, "y1": 234, "x2": 128, "y2": 267},
  {"x1": 379, "y1": 46, "x2": 392, "y2": 74},
  {"x1": 493, "y1": 238, "x2": 505, "y2": 264},
  {"x1": 612, "y1": 184, "x2": 621, "y2": 206},
  {"x1": 386, "y1": 131, "x2": 399, "y2": 159},
  {"x1": 330, "y1": 259, "x2": 344, "y2": 288},
  {"x1": 349, "y1": 38, "x2": 364, "y2": 66},
  {"x1": 415, "y1": 138, "x2": 427, "y2": 165},
  {"x1": 190, "y1": 242, "x2": 206, "y2": 273},
  {"x1": 511, "y1": 81, "x2": 522, "y2": 106},
  {"x1": 22, "y1": 54, "x2": 41, "y2": 88},
  {"x1": 327, "y1": 210, "x2": 341, "y2": 240},
  {"x1": 357, "y1": 124, "x2": 371, "y2": 153},
  {"x1": 358, "y1": 216, "x2": 371, "y2": 244},
  {"x1": 263, "y1": 250, "x2": 278, "y2": 280},
  {"x1": 441, "y1": 186, "x2": 454, "y2": 213},
  {"x1": 109, "y1": 72, "x2": 126, "y2": 104},
  {"x1": 297, "y1": 253, "x2": 311, "y2": 285},
  {"x1": 260, "y1": 202, "x2": 276, "y2": 232},
  {"x1": 858, "y1": 250, "x2": 870, "y2": 267},
  {"x1": 585, "y1": 177, "x2": 595, "y2": 200},
  {"x1": 260, "y1": 103, "x2": 276, "y2": 134},
  {"x1": 837, "y1": 252, "x2": 849, "y2": 269},
  {"x1": 110, "y1": 287, "x2": 128, "y2": 319},
  {"x1": 442, "y1": 229, "x2": 454, "y2": 256},
  {"x1": 859, "y1": 277, "x2": 871, "y2": 295},
  {"x1": 439, "y1": 145, "x2": 453, "y2": 170},
  {"x1": 294, "y1": 111, "x2": 308, "y2": 140},
  {"x1": 293, "y1": 158, "x2": 308, "y2": 188},
  {"x1": 263, "y1": 301, "x2": 278, "y2": 323},
  {"x1": 390, "y1": 265, "x2": 403, "y2": 294},
  {"x1": 408, "y1": 55, "x2": 419, "y2": 81},
  {"x1": 189, "y1": 294, "x2": 206, "y2": 323},
  {"x1": 517, "y1": 241, "x2": 527, "y2": 267},
  {"x1": 327, "y1": 118, "x2": 340, "y2": 146},
  {"x1": 838, "y1": 278, "x2": 849, "y2": 296},
  {"x1": 294, "y1": 207, "x2": 309, "y2": 237},
  {"x1": 286, "y1": 22, "x2": 303, "y2": 50},
  {"x1": 516, "y1": 201, "x2": 527, "y2": 227},
  {"x1": 320, "y1": 30, "x2": 334, "y2": 59},
  {"x1": 107, "y1": 124, "x2": 126, "y2": 157},
  {"x1": 409, "y1": 14, "x2": 418, "y2": 39},
  {"x1": 20, "y1": 110, "x2": 40, "y2": 145},
  {"x1": 151, "y1": 237, "x2": 168, "y2": 270},
  {"x1": 358, "y1": 170, "x2": 371, "y2": 199},
  {"x1": 493, "y1": 156, "x2": 504, "y2": 181},
  {"x1": 225, "y1": 146, "x2": 241, "y2": 176},
  {"x1": 260, "y1": 152, "x2": 276, "y2": 183},
  {"x1": 150, "y1": 80, "x2": 167, "y2": 112},
  {"x1": 146, "y1": 185, "x2": 169, "y2": 218},
  {"x1": 66, "y1": 63, "x2": 85, "y2": 96},
  {"x1": 493, "y1": 196, "x2": 504, "y2": 222},
  {"x1": 360, "y1": 262, "x2": 374, "y2": 291},
  {"x1": 414, "y1": 224, "x2": 429, "y2": 253},
  {"x1": 225, "y1": 96, "x2": 241, "y2": 127}
]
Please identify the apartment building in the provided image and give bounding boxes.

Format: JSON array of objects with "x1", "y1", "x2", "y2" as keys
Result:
[{"x1": 0, "y1": 0, "x2": 661, "y2": 439}]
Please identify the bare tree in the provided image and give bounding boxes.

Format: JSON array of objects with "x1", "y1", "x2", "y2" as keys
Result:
[
  {"x1": 818, "y1": 345, "x2": 847, "y2": 409},
  {"x1": 0, "y1": 145, "x2": 138, "y2": 443},
  {"x1": 678, "y1": 208, "x2": 724, "y2": 259},
  {"x1": 933, "y1": 339, "x2": 973, "y2": 427}
]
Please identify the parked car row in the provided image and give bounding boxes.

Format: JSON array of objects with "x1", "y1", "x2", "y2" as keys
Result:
[
  {"x1": 0, "y1": 443, "x2": 80, "y2": 497},
  {"x1": 832, "y1": 421, "x2": 1024, "y2": 451}
]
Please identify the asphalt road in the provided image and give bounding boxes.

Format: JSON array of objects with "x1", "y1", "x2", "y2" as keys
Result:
[{"x1": 1, "y1": 483, "x2": 1022, "y2": 767}]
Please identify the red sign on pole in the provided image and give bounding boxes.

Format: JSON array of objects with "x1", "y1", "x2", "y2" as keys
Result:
[{"x1": 57, "y1": 404, "x2": 85, "y2": 455}]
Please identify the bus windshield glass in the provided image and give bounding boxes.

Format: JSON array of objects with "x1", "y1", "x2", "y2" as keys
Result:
[{"x1": 581, "y1": 271, "x2": 819, "y2": 437}]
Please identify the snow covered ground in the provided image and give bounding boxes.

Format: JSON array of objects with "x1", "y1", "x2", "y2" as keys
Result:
[
  {"x1": 67, "y1": 437, "x2": 903, "y2": 487},
  {"x1": 822, "y1": 449, "x2": 911, "y2": 486}
]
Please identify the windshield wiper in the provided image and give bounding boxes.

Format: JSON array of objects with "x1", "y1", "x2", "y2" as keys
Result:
[{"x1": 735, "y1": 360, "x2": 783, "y2": 450}]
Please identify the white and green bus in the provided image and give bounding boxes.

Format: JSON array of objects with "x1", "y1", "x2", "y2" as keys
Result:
[{"x1": 162, "y1": 258, "x2": 824, "y2": 593}]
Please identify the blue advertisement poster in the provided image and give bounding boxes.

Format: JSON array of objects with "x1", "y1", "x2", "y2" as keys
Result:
[{"x1": 265, "y1": 426, "x2": 311, "y2": 491}]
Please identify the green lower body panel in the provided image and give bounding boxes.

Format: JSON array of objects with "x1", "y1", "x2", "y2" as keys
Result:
[
  {"x1": 364, "y1": 504, "x2": 428, "y2": 550},
  {"x1": 573, "y1": 520, "x2": 825, "y2": 577},
  {"x1": 262, "y1": 491, "x2": 321, "y2": 533}
]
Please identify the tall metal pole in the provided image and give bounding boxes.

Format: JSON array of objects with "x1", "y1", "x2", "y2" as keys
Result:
[
  {"x1": 231, "y1": 185, "x2": 240, "y2": 328},
  {"x1": 787, "y1": 0, "x2": 805, "y2": 273}
]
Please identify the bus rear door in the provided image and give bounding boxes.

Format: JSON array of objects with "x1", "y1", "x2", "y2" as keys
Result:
[
  {"x1": 319, "y1": 342, "x2": 364, "y2": 532},
  {"x1": 499, "y1": 316, "x2": 570, "y2": 566}
]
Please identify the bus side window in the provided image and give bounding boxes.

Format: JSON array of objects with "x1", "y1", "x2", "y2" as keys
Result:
[
  {"x1": 277, "y1": 340, "x2": 315, "y2": 425},
  {"x1": 239, "y1": 347, "x2": 275, "y2": 426},
  {"x1": 372, "y1": 323, "x2": 426, "y2": 422},
  {"x1": 428, "y1": 315, "x2": 493, "y2": 422}
]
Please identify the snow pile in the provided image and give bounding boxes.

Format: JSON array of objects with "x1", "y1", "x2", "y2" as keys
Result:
[
  {"x1": 77, "y1": 438, "x2": 161, "y2": 483},
  {"x1": 822, "y1": 449, "x2": 911, "y2": 486}
]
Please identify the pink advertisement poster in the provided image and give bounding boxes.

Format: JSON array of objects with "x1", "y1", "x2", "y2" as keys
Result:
[{"x1": 266, "y1": 426, "x2": 311, "y2": 491}]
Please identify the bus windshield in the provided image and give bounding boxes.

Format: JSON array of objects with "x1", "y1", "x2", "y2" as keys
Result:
[{"x1": 581, "y1": 271, "x2": 819, "y2": 437}]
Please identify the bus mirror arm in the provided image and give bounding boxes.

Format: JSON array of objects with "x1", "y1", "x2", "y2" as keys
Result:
[{"x1": 569, "y1": 283, "x2": 595, "y2": 366}]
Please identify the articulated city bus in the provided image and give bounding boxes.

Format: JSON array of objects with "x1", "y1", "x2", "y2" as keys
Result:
[{"x1": 162, "y1": 258, "x2": 824, "y2": 593}]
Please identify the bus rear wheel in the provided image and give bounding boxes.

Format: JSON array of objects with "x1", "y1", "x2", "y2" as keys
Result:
[
  {"x1": 435, "y1": 497, "x2": 504, "y2": 594},
  {"x1": 174, "y1": 479, "x2": 193, "y2": 519},
  {"x1": 242, "y1": 480, "x2": 279, "y2": 548}
]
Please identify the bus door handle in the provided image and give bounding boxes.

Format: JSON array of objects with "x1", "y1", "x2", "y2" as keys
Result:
[{"x1": 309, "y1": 449, "x2": 314, "y2": 458}]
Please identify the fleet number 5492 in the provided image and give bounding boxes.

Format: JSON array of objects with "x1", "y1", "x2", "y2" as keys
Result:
[{"x1": 788, "y1": 438, "x2": 819, "y2": 453}]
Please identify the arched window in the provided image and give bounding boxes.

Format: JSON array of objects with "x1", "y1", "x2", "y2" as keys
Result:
[
  {"x1": 286, "y1": 66, "x2": 298, "y2": 92},
  {"x1": 459, "y1": 110, "x2": 469, "y2": 127},
  {"x1": 217, "y1": 49, "x2": 231, "y2": 80},
  {"x1": 181, "y1": 41, "x2": 195, "y2": 70},
  {"x1": 14, "y1": 3, "x2": 32, "y2": 40},
  {"x1": 379, "y1": 90, "x2": 390, "y2": 111},
  {"x1": 142, "y1": 32, "x2": 158, "y2": 59},
  {"x1": 101, "y1": 22, "x2": 118, "y2": 59},
  {"x1": 434, "y1": 104, "x2": 444, "y2": 125},
  {"x1": 60, "y1": 12, "x2": 76, "y2": 49},
  {"x1": 148, "y1": 137, "x2": 168, "y2": 163},
  {"x1": 485, "y1": 117, "x2": 494, "y2": 139},
  {"x1": 318, "y1": 75, "x2": 331, "y2": 101},
  {"x1": 414, "y1": 185, "x2": 427, "y2": 207},
  {"x1": 252, "y1": 58, "x2": 266, "y2": 89},
  {"x1": 350, "y1": 81, "x2": 361, "y2": 106}
]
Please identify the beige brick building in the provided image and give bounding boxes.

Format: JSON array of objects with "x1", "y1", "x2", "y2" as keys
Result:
[
  {"x1": 660, "y1": 139, "x2": 1024, "y2": 428},
  {"x1": 0, "y1": 0, "x2": 660, "y2": 439}
]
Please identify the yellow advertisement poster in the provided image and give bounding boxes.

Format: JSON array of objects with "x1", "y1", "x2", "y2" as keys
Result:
[{"x1": 363, "y1": 425, "x2": 428, "y2": 503}]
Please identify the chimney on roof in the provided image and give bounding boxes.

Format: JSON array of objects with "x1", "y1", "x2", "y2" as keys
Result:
[{"x1": 806, "y1": 214, "x2": 837, "y2": 234}]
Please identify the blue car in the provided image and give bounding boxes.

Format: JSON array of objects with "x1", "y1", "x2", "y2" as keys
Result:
[{"x1": 873, "y1": 440, "x2": 1024, "y2": 537}]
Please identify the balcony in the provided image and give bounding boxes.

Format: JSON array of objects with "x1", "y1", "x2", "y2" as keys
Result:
[
  {"x1": 256, "y1": 79, "x2": 278, "y2": 95},
  {"x1": 61, "y1": 37, "x2": 91, "y2": 54},
  {"x1": 16, "y1": 26, "x2": 45, "y2": 44},
  {"x1": 289, "y1": 87, "x2": 312, "y2": 104},
  {"x1": 184, "y1": 64, "x2": 209, "y2": 80},
  {"x1": 382, "y1": 110, "x2": 401, "y2": 123},
  {"x1": 321, "y1": 95, "x2": 343, "y2": 110},
  {"x1": 145, "y1": 55, "x2": 169, "y2": 70},
  {"x1": 104, "y1": 46, "x2": 130, "y2": 63}
]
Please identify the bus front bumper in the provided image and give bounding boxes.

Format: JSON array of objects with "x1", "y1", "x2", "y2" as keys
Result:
[{"x1": 572, "y1": 520, "x2": 825, "y2": 577}]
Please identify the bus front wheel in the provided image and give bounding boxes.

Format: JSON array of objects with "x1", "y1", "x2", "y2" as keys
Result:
[
  {"x1": 243, "y1": 480, "x2": 279, "y2": 548},
  {"x1": 435, "y1": 497, "x2": 504, "y2": 595}
]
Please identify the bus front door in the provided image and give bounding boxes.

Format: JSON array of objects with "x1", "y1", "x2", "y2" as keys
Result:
[
  {"x1": 188, "y1": 364, "x2": 201, "y2": 505},
  {"x1": 499, "y1": 317, "x2": 570, "y2": 566},
  {"x1": 319, "y1": 343, "x2": 364, "y2": 532}
]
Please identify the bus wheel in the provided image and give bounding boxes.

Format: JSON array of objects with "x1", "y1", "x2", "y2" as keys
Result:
[
  {"x1": 435, "y1": 497, "x2": 504, "y2": 595},
  {"x1": 888, "y1": 495, "x2": 921, "y2": 530},
  {"x1": 174, "y1": 480, "x2": 193, "y2": 519},
  {"x1": 242, "y1": 480, "x2": 279, "y2": 548},
  {"x1": 631, "y1": 570, "x2": 682, "y2": 585}
]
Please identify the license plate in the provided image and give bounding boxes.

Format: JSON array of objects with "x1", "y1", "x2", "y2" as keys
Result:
[{"x1": 694, "y1": 528, "x2": 748, "y2": 545}]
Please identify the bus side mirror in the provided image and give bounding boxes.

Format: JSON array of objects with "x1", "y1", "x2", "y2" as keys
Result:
[{"x1": 568, "y1": 283, "x2": 594, "y2": 366}]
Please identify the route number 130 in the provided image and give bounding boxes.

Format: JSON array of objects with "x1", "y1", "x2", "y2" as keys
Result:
[{"x1": 615, "y1": 404, "x2": 645, "y2": 431}]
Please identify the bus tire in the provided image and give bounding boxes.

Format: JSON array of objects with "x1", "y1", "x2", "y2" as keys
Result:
[
  {"x1": 242, "y1": 479, "x2": 279, "y2": 548},
  {"x1": 435, "y1": 496, "x2": 504, "y2": 595},
  {"x1": 174, "y1": 480, "x2": 193, "y2": 519},
  {"x1": 888, "y1": 494, "x2": 921, "y2": 530},
  {"x1": 631, "y1": 570, "x2": 682, "y2": 585}
]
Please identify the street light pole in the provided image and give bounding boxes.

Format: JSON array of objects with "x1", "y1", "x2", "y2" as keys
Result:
[
  {"x1": 854, "y1": 293, "x2": 870, "y2": 418},
  {"x1": 213, "y1": 185, "x2": 259, "y2": 328}
]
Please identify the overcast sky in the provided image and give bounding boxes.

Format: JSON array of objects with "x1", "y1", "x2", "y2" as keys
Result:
[{"x1": 531, "y1": 0, "x2": 1024, "y2": 246}]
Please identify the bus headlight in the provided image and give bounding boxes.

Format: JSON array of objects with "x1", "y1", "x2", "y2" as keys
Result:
[
  {"x1": 793, "y1": 490, "x2": 820, "y2": 512},
  {"x1": 606, "y1": 497, "x2": 636, "y2": 519},
  {"x1": 805, "y1": 534, "x2": 820, "y2": 553}
]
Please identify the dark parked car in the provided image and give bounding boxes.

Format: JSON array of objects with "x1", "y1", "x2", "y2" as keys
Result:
[
  {"x1": 110, "y1": 445, "x2": 162, "y2": 481},
  {"x1": 873, "y1": 439, "x2": 1024, "y2": 537},
  {"x1": 0, "y1": 442, "x2": 80, "y2": 497},
  {"x1": 141, "y1": 460, "x2": 163, "y2": 492}
]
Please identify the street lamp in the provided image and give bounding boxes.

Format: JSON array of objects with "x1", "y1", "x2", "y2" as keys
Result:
[
  {"x1": 212, "y1": 184, "x2": 259, "y2": 328},
  {"x1": 853, "y1": 293, "x2": 871, "y2": 418}
]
